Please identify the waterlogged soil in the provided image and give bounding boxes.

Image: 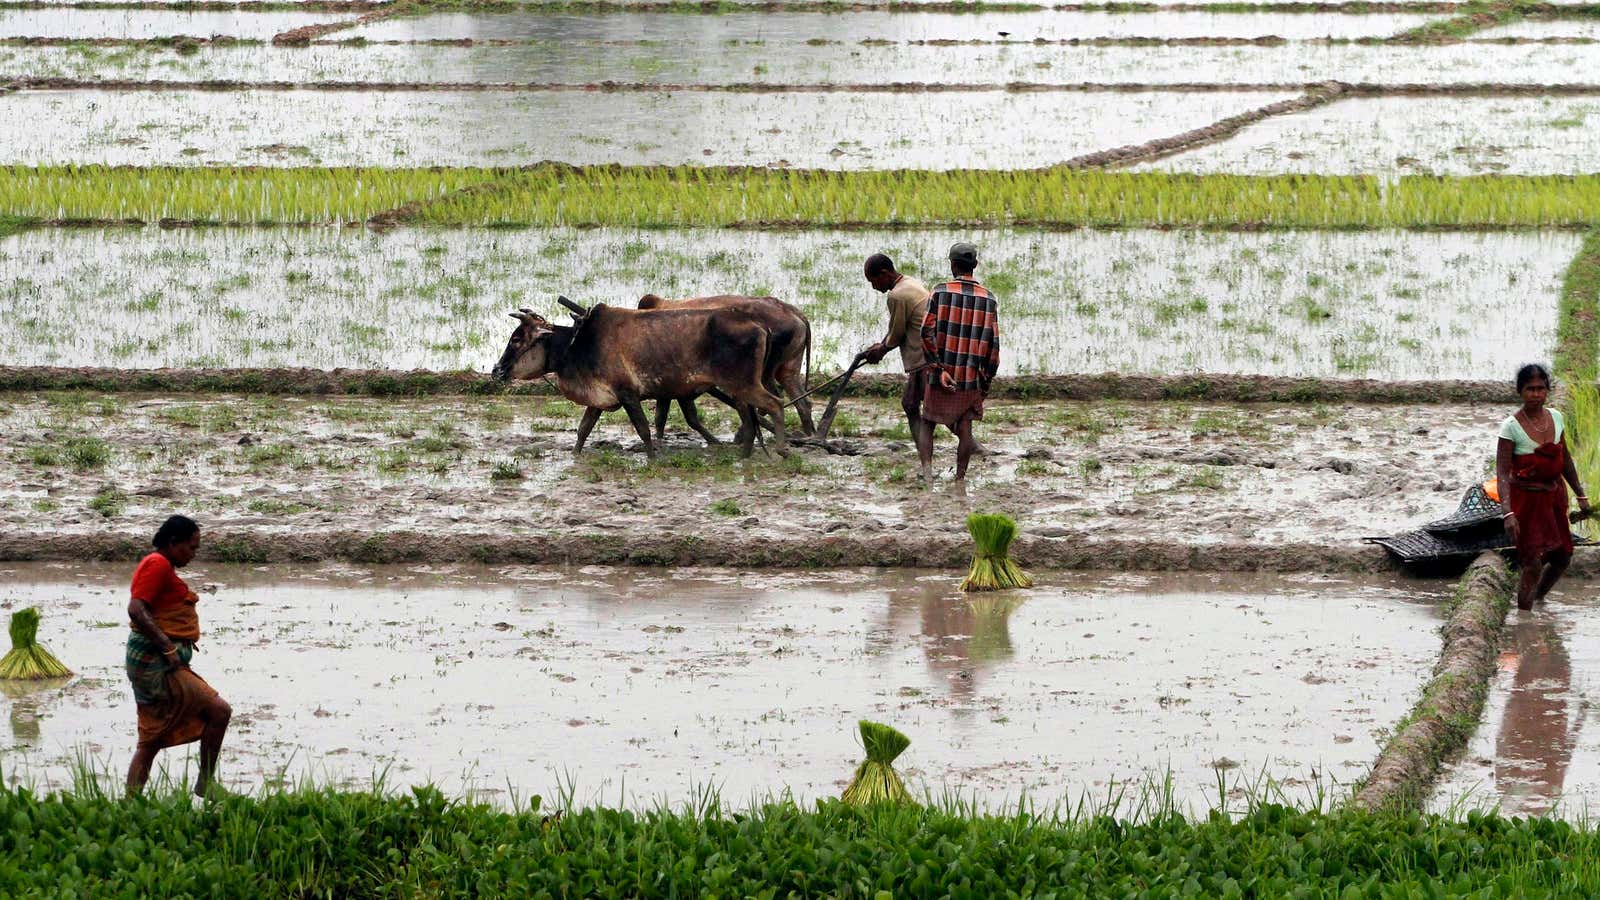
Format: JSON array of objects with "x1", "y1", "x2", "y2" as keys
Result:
[
  {"x1": 0, "y1": 8, "x2": 349, "y2": 39},
  {"x1": 345, "y1": 10, "x2": 1439, "y2": 42},
  {"x1": 0, "y1": 86, "x2": 1292, "y2": 169},
  {"x1": 1, "y1": 226, "x2": 1572, "y2": 380},
  {"x1": 1140, "y1": 95, "x2": 1600, "y2": 176},
  {"x1": 1433, "y1": 587, "x2": 1600, "y2": 821},
  {"x1": 0, "y1": 563, "x2": 1447, "y2": 807},
  {"x1": 0, "y1": 391, "x2": 1504, "y2": 557},
  {"x1": 8, "y1": 40, "x2": 1593, "y2": 87},
  {"x1": 1479, "y1": 18, "x2": 1600, "y2": 39}
]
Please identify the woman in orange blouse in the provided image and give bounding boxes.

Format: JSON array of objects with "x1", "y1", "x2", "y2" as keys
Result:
[{"x1": 124, "y1": 515, "x2": 232, "y2": 796}]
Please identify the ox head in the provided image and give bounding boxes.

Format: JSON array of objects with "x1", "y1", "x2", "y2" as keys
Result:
[{"x1": 492, "y1": 308, "x2": 554, "y2": 382}]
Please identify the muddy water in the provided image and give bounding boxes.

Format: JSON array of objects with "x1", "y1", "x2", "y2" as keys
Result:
[
  {"x1": 1480, "y1": 19, "x2": 1600, "y2": 39},
  {"x1": 0, "y1": 226, "x2": 1572, "y2": 379},
  {"x1": 1140, "y1": 95, "x2": 1600, "y2": 176},
  {"x1": 347, "y1": 10, "x2": 1437, "y2": 42},
  {"x1": 0, "y1": 564, "x2": 1446, "y2": 808},
  {"x1": 0, "y1": 8, "x2": 347, "y2": 39},
  {"x1": 8, "y1": 40, "x2": 1590, "y2": 87},
  {"x1": 1433, "y1": 588, "x2": 1600, "y2": 820},
  {"x1": 0, "y1": 87, "x2": 1288, "y2": 169}
]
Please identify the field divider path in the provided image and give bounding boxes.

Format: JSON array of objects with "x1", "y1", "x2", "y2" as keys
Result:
[
  {"x1": 0, "y1": 0, "x2": 1469, "y2": 12},
  {"x1": 0, "y1": 365, "x2": 1518, "y2": 403},
  {"x1": 271, "y1": 0, "x2": 407, "y2": 45},
  {"x1": 1065, "y1": 82, "x2": 1345, "y2": 169},
  {"x1": 1352, "y1": 553, "x2": 1512, "y2": 811},
  {"x1": 0, "y1": 528, "x2": 1401, "y2": 571},
  {"x1": 21, "y1": 78, "x2": 1600, "y2": 97}
]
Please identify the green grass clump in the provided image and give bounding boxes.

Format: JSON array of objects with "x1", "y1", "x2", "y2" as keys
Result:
[
  {"x1": 960, "y1": 513, "x2": 1033, "y2": 592},
  {"x1": 840, "y1": 720, "x2": 914, "y2": 806},
  {"x1": 0, "y1": 608, "x2": 72, "y2": 680}
]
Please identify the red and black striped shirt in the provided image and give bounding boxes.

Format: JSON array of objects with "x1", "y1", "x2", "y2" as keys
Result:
[{"x1": 920, "y1": 276, "x2": 1000, "y2": 393}]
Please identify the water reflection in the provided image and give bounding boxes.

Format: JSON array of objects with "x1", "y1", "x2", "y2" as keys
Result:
[
  {"x1": 1, "y1": 678, "x2": 70, "y2": 745},
  {"x1": 1492, "y1": 614, "x2": 1580, "y2": 816},
  {"x1": 884, "y1": 580, "x2": 1023, "y2": 706}
]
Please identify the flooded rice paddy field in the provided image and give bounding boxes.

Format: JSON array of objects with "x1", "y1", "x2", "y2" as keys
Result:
[
  {"x1": 0, "y1": 87, "x2": 1293, "y2": 168},
  {"x1": 1479, "y1": 18, "x2": 1600, "y2": 39},
  {"x1": 1, "y1": 227, "x2": 1571, "y2": 379},
  {"x1": 8, "y1": 40, "x2": 1595, "y2": 87},
  {"x1": 0, "y1": 391, "x2": 1500, "y2": 552},
  {"x1": 1433, "y1": 588, "x2": 1600, "y2": 821},
  {"x1": 341, "y1": 10, "x2": 1439, "y2": 42},
  {"x1": 0, "y1": 563, "x2": 1448, "y2": 807},
  {"x1": 1139, "y1": 96, "x2": 1600, "y2": 176},
  {"x1": 0, "y1": 8, "x2": 350, "y2": 39}
]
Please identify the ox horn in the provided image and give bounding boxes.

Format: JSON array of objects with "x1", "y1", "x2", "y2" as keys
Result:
[{"x1": 556, "y1": 295, "x2": 589, "y2": 318}]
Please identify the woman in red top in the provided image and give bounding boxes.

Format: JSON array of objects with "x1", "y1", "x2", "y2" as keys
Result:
[{"x1": 124, "y1": 515, "x2": 232, "y2": 796}]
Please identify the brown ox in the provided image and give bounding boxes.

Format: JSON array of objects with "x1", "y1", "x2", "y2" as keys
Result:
[
  {"x1": 491, "y1": 299, "x2": 788, "y2": 459},
  {"x1": 636, "y1": 293, "x2": 814, "y2": 444}
]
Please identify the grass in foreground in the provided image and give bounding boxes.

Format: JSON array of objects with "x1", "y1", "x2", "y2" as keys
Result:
[
  {"x1": 9, "y1": 166, "x2": 1600, "y2": 228},
  {"x1": 4, "y1": 777, "x2": 1600, "y2": 895}
]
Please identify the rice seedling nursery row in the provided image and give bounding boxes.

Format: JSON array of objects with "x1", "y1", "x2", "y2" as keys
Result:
[{"x1": 10, "y1": 166, "x2": 1600, "y2": 226}]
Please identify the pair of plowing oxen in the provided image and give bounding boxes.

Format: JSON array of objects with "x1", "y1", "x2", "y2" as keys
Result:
[{"x1": 491, "y1": 294, "x2": 814, "y2": 458}]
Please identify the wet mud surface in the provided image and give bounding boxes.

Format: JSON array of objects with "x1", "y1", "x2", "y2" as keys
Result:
[
  {"x1": 1434, "y1": 585, "x2": 1600, "y2": 819},
  {"x1": 0, "y1": 392, "x2": 1507, "y2": 566},
  {"x1": 0, "y1": 563, "x2": 1447, "y2": 807}
]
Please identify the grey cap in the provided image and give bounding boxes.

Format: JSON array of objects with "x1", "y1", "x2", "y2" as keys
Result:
[{"x1": 948, "y1": 241, "x2": 978, "y2": 267}]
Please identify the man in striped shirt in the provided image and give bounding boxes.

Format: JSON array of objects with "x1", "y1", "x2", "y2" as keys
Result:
[{"x1": 918, "y1": 241, "x2": 1000, "y2": 481}]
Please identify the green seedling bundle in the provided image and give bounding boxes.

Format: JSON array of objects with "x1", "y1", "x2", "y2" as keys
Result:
[
  {"x1": 0, "y1": 607, "x2": 72, "y2": 680},
  {"x1": 960, "y1": 513, "x2": 1033, "y2": 592},
  {"x1": 840, "y1": 720, "x2": 914, "y2": 806}
]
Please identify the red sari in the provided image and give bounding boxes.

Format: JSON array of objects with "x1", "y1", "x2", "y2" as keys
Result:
[{"x1": 1509, "y1": 441, "x2": 1574, "y2": 566}]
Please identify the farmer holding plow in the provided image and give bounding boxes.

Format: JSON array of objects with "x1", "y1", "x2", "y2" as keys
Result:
[
  {"x1": 917, "y1": 242, "x2": 1000, "y2": 482},
  {"x1": 862, "y1": 253, "x2": 933, "y2": 458}
]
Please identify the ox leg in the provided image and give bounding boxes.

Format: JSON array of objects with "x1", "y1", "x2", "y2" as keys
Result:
[
  {"x1": 679, "y1": 398, "x2": 722, "y2": 446},
  {"x1": 573, "y1": 407, "x2": 602, "y2": 455},
  {"x1": 622, "y1": 399, "x2": 657, "y2": 460},
  {"x1": 653, "y1": 400, "x2": 670, "y2": 441},
  {"x1": 776, "y1": 368, "x2": 816, "y2": 437},
  {"x1": 736, "y1": 406, "x2": 759, "y2": 459}
]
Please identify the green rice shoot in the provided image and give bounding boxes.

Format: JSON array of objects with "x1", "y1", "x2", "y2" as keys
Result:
[
  {"x1": 960, "y1": 513, "x2": 1034, "y2": 592},
  {"x1": 0, "y1": 607, "x2": 72, "y2": 680},
  {"x1": 840, "y1": 720, "x2": 914, "y2": 806}
]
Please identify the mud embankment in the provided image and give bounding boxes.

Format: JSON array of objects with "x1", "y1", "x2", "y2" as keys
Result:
[
  {"x1": 0, "y1": 529, "x2": 1394, "y2": 571},
  {"x1": 1352, "y1": 552, "x2": 1512, "y2": 811},
  {"x1": 0, "y1": 365, "x2": 1515, "y2": 403}
]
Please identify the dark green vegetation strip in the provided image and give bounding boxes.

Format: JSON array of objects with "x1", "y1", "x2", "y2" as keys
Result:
[
  {"x1": 0, "y1": 366, "x2": 1515, "y2": 403},
  {"x1": 1555, "y1": 231, "x2": 1600, "y2": 385},
  {"x1": 10, "y1": 167, "x2": 1600, "y2": 228},
  {"x1": 8, "y1": 784, "x2": 1600, "y2": 895},
  {"x1": 1353, "y1": 553, "x2": 1512, "y2": 812}
]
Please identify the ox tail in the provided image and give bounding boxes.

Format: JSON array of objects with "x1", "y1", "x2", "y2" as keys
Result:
[{"x1": 803, "y1": 315, "x2": 812, "y2": 395}]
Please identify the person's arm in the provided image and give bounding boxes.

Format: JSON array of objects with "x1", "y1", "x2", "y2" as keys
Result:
[
  {"x1": 1562, "y1": 434, "x2": 1591, "y2": 513},
  {"x1": 881, "y1": 293, "x2": 907, "y2": 351},
  {"x1": 1497, "y1": 436, "x2": 1519, "y2": 542},
  {"x1": 920, "y1": 297, "x2": 954, "y2": 389},
  {"x1": 982, "y1": 306, "x2": 1000, "y2": 389},
  {"x1": 127, "y1": 597, "x2": 183, "y2": 669}
]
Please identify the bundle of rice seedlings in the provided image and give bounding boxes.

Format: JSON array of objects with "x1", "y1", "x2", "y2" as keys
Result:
[
  {"x1": 840, "y1": 720, "x2": 914, "y2": 806},
  {"x1": 0, "y1": 608, "x2": 72, "y2": 680},
  {"x1": 959, "y1": 513, "x2": 1033, "y2": 592}
]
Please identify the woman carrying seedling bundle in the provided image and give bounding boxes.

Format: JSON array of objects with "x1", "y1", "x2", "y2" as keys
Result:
[
  {"x1": 1498, "y1": 364, "x2": 1589, "y2": 611},
  {"x1": 124, "y1": 515, "x2": 232, "y2": 797}
]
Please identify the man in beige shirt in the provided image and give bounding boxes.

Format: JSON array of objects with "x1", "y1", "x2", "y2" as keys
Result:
[{"x1": 862, "y1": 253, "x2": 932, "y2": 452}]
